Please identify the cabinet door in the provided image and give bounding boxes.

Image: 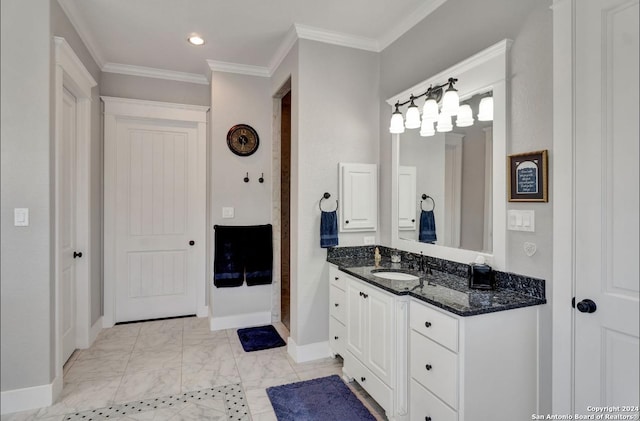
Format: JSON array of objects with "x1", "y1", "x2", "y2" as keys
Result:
[
  {"x1": 339, "y1": 163, "x2": 377, "y2": 232},
  {"x1": 365, "y1": 284, "x2": 393, "y2": 385},
  {"x1": 346, "y1": 282, "x2": 366, "y2": 361},
  {"x1": 398, "y1": 166, "x2": 417, "y2": 230}
]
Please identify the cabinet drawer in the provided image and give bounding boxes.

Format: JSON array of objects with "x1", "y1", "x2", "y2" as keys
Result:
[
  {"x1": 411, "y1": 300, "x2": 458, "y2": 352},
  {"x1": 330, "y1": 285, "x2": 346, "y2": 323},
  {"x1": 329, "y1": 317, "x2": 346, "y2": 357},
  {"x1": 411, "y1": 332, "x2": 458, "y2": 409},
  {"x1": 410, "y1": 379, "x2": 457, "y2": 421},
  {"x1": 344, "y1": 352, "x2": 392, "y2": 413},
  {"x1": 329, "y1": 266, "x2": 346, "y2": 291}
]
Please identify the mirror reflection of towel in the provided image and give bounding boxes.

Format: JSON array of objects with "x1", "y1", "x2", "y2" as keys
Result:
[
  {"x1": 419, "y1": 210, "x2": 437, "y2": 244},
  {"x1": 320, "y1": 211, "x2": 338, "y2": 248}
]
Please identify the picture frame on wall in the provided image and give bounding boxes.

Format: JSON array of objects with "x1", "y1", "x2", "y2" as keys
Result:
[{"x1": 508, "y1": 149, "x2": 548, "y2": 202}]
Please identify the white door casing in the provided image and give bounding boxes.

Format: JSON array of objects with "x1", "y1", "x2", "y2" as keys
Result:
[
  {"x1": 103, "y1": 97, "x2": 209, "y2": 325},
  {"x1": 553, "y1": 0, "x2": 640, "y2": 414},
  {"x1": 54, "y1": 37, "x2": 96, "y2": 398},
  {"x1": 61, "y1": 87, "x2": 78, "y2": 364}
]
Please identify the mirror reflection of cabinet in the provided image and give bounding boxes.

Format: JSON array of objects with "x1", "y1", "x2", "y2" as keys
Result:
[
  {"x1": 398, "y1": 166, "x2": 417, "y2": 231},
  {"x1": 339, "y1": 163, "x2": 377, "y2": 232}
]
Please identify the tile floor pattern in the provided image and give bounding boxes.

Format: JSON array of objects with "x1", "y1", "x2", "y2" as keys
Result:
[{"x1": 2, "y1": 318, "x2": 387, "y2": 421}]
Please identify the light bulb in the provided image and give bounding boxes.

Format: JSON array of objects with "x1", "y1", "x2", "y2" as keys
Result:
[
  {"x1": 456, "y1": 104, "x2": 474, "y2": 127},
  {"x1": 436, "y1": 113, "x2": 453, "y2": 132},
  {"x1": 389, "y1": 108, "x2": 405, "y2": 134},
  {"x1": 478, "y1": 96, "x2": 493, "y2": 121},
  {"x1": 188, "y1": 35, "x2": 205, "y2": 46}
]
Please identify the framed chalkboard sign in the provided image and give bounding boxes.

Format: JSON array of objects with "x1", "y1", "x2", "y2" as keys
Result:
[{"x1": 508, "y1": 150, "x2": 548, "y2": 202}]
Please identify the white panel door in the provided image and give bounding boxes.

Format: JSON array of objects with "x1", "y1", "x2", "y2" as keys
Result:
[
  {"x1": 574, "y1": 0, "x2": 639, "y2": 413},
  {"x1": 114, "y1": 119, "x2": 202, "y2": 322},
  {"x1": 398, "y1": 166, "x2": 417, "y2": 231},
  {"x1": 346, "y1": 281, "x2": 366, "y2": 361},
  {"x1": 366, "y1": 284, "x2": 393, "y2": 386},
  {"x1": 61, "y1": 88, "x2": 78, "y2": 363},
  {"x1": 340, "y1": 163, "x2": 377, "y2": 232}
]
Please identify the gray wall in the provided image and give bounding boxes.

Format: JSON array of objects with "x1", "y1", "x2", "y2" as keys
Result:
[
  {"x1": 378, "y1": 0, "x2": 552, "y2": 412},
  {"x1": 101, "y1": 73, "x2": 210, "y2": 107},
  {"x1": 209, "y1": 72, "x2": 273, "y2": 319},
  {"x1": 294, "y1": 40, "x2": 380, "y2": 346},
  {"x1": 1, "y1": 0, "x2": 54, "y2": 390},
  {"x1": 51, "y1": 0, "x2": 103, "y2": 325}
]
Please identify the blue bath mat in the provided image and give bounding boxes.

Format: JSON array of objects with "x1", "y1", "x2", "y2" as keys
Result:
[
  {"x1": 266, "y1": 375, "x2": 377, "y2": 421},
  {"x1": 237, "y1": 325, "x2": 286, "y2": 352}
]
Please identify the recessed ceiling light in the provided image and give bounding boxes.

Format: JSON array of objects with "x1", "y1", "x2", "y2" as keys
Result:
[{"x1": 188, "y1": 35, "x2": 205, "y2": 46}]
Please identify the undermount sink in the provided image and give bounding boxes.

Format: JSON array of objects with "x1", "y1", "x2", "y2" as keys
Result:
[{"x1": 372, "y1": 271, "x2": 419, "y2": 281}]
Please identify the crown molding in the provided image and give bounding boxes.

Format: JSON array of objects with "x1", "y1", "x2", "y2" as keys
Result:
[
  {"x1": 294, "y1": 23, "x2": 380, "y2": 52},
  {"x1": 56, "y1": 0, "x2": 105, "y2": 68},
  {"x1": 378, "y1": 0, "x2": 449, "y2": 50},
  {"x1": 102, "y1": 63, "x2": 209, "y2": 85},
  {"x1": 268, "y1": 25, "x2": 299, "y2": 76},
  {"x1": 54, "y1": 37, "x2": 97, "y2": 98},
  {"x1": 207, "y1": 60, "x2": 271, "y2": 78}
]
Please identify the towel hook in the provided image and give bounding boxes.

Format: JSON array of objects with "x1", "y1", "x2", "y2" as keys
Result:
[
  {"x1": 420, "y1": 194, "x2": 435, "y2": 212},
  {"x1": 319, "y1": 192, "x2": 338, "y2": 212},
  {"x1": 244, "y1": 172, "x2": 250, "y2": 183}
]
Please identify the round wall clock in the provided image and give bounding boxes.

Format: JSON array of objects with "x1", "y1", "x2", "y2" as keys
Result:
[{"x1": 226, "y1": 124, "x2": 259, "y2": 157}]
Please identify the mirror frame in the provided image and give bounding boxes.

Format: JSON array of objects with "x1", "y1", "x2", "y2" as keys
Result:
[{"x1": 389, "y1": 39, "x2": 511, "y2": 270}]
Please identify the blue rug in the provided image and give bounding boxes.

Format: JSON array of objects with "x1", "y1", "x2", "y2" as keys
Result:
[
  {"x1": 237, "y1": 325, "x2": 286, "y2": 352},
  {"x1": 266, "y1": 375, "x2": 377, "y2": 421}
]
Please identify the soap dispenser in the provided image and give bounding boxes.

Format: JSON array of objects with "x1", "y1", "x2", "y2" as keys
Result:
[
  {"x1": 374, "y1": 247, "x2": 381, "y2": 267},
  {"x1": 469, "y1": 255, "x2": 495, "y2": 290}
]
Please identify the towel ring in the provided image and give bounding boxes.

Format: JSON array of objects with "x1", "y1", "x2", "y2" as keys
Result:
[
  {"x1": 420, "y1": 194, "x2": 435, "y2": 212},
  {"x1": 319, "y1": 192, "x2": 338, "y2": 212}
]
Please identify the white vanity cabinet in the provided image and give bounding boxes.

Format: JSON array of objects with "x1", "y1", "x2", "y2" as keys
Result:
[
  {"x1": 338, "y1": 163, "x2": 378, "y2": 232},
  {"x1": 328, "y1": 266, "x2": 347, "y2": 357},
  {"x1": 409, "y1": 298, "x2": 538, "y2": 421}
]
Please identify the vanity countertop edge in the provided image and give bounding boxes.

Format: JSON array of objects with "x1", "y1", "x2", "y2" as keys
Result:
[{"x1": 327, "y1": 255, "x2": 546, "y2": 317}]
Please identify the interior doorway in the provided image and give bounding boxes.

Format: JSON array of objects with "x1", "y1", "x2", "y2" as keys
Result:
[{"x1": 280, "y1": 91, "x2": 292, "y2": 330}]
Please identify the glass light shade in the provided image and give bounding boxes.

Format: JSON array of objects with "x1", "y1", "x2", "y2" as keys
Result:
[
  {"x1": 405, "y1": 103, "x2": 421, "y2": 129},
  {"x1": 478, "y1": 96, "x2": 494, "y2": 121},
  {"x1": 436, "y1": 113, "x2": 453, "y2": 132},
  {"x1": 188, "y1": 35, "x2": 205, "y2": 46},
  {"x1": 389, "y1": 111, "x2": 405, "y2": 133},
  {"x1": 420, "y1": 118, "x2": 435, "y2": 137},
  {"x1": 422, "y1": 98, "x2": 439, "y2": 120},
  {"x1": 456, "y1": 104, "x2": 474, "y2": 127},
  {"x1": 441, "y1": 87, "x2": 459, "y2": 116}
]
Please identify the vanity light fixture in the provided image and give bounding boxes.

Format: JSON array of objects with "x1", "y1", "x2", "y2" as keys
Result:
[
  {"x1": 187, "y1": 34, "x2": 205, "y2": 46},
  {"x1": 455, "y1": 104, "x2": 475, "y2": 127},
  {"x1": 404, "y1": 96, "x2": 422, "y2": 129},
  {"x1": 389, "y1": 103, "x2": 406, "y2": 134},
  {"x1": 477, "y1": 95, "x2": 494, "y2": 121}
]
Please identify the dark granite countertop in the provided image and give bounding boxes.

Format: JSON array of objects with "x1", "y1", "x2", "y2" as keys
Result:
[{"x1": 328, "y1": 256, "x2": 546, "y2": 317}]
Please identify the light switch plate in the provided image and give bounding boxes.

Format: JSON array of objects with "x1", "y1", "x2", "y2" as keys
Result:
[
  {"x1": 507, "y1": 210, "x2": 535, "y2": 232},
  {"x1": 14, "y1": 208, "x2": 29, "y2": 226},
  {"x1": 222, "y1": 207, "x2": 235, "y2": 219}
]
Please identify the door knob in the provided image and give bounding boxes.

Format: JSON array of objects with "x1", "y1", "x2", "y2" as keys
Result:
[
  {"x1": 576, "y1": 299, "x2": 597, "y2": 313},
  {"x1": 73, "y1": 251, "x2": 82, "y2": 259},
  {"x1": 189, "y1": 240, "x2": 195, "y2": 246}
]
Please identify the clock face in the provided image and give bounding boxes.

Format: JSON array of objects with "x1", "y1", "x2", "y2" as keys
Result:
[{"x1": 227, "y1": 124, "x2": 259, "y2": 156}]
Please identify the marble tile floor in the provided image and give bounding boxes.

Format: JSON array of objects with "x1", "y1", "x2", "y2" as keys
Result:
[{"x1": 2, "y1": 318, "x2": 387, "y2": 421}]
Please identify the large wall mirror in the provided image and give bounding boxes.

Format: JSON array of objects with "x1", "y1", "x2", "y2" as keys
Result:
[{"x1": 389, "y1": 40, "x2": 511, "y2": 269}]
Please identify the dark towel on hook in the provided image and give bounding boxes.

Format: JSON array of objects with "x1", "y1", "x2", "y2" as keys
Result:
[
  {"x1": 214, "y1": 225, "x2": 245, "y2": 287},
  {"x1": 245, "y1": 224, "x2": 273, "y2": 286},
  {"x1": 320, "y1": 211, "x2": 339, "y2": 248},
  {"x1": 419, "y1": 210, "x2": 437, "y2": 244}
]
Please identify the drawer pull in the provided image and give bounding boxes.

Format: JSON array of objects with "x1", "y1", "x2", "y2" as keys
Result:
[
  {"x1": 334, "y1": 303, "x2": 339, "y2": 307},
  {"x1": 425, "y1": 364, "x2": 433, "y2": 371},
  {"x1": 425, "y1": 321, "x2": 432, "y2": 328},
  {"x1": 334, "y1": 336, "x2": 339, "y2": 340},
  {"x1": 360, "y1": 377, "x2": 366, "y2": 382},
  {"x1": 335, "y1": 276, "x2": 339, "y2": 280}
]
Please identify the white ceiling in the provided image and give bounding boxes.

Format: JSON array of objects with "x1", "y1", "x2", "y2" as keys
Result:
[{"x1": 58, "y1": 0, "x2": 447, "y2": 82}]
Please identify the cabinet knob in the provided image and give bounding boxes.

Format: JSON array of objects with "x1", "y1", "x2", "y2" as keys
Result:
[
  {"x1": 335, "y1": 276, "x2": 339, "y2": 280},
  {"x1": 189, "y1": 240, "x2": 195, "y2": 246},
  {"x1": 334, "y1": 303, "x2": 339, "y2": 307},
  {"x1": 360, "y1": 377, "x2": 366, "y2": 382},
  {"x1": 425, "y1": 417, "x2": 432, "y2": 421},
  {"x1": 345, "y1": 220, "x2": 350, "y2": 224},
  {"x1": 334, "y1": 336, "x2": 339, "y2": 340},
  {"x1": 425, "y1": 364, "x2": 432, "y2": 371},
  {"x1": 412, "y1": 219, "x2": 415, "y2": 223},
  {"x1": 73, "y1": 251, "x2": 83, "y2": 259},
  {"x1": 425, "y1": 321, "x2": 432, "y2": 328},
  {"x1": 362, "y1": 293, "x2": 368, "y2": 299}
]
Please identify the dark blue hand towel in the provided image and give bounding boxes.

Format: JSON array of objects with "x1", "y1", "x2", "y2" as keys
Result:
[
  {"x1": 245, "y1": 224, "x2": 273, "y2": 286},
  {"x1": 320, "y1": 211, "x2": 338, "y2": 248},
  {"x1": 419, "y1": 210, "x2": 437, "y2": 244},
  {"x1": 214, "y1": 225, "x2": 245, "y2": 287}
]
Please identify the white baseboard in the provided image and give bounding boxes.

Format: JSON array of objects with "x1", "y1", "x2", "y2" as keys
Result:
[
  {"x1": 0, "y1": 376, "x2": 60, "y2": 415},
  {"x1": 197, "y1": 305, "x2": 209, "y2": 318},
  {"x1": 287, "y1": 337, "x2": 331, "y2": 363},
  {"x1": 209, "y1": 311, "x2": 271, "y2": 331},
  {"x1": 88, "y1": 316, "x2": 103, "y2": 346}
]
